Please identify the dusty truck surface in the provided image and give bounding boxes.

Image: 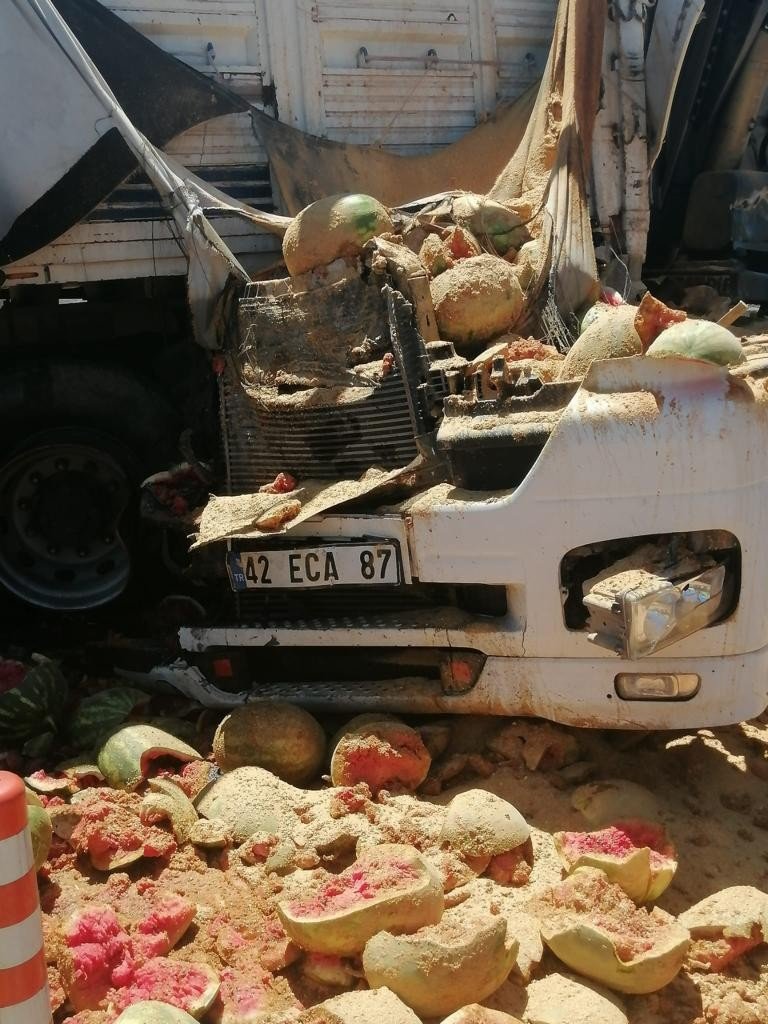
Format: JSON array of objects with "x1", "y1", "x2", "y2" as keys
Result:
[{"x1": 2, "y1": 0, "x2": 768, "y2": 729}]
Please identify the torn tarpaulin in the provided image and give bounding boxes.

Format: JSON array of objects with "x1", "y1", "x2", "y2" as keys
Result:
[
  {"x1": 0, "y1": 0, "x2": 247, "y2": 265},
  {"x1": 488, "y1": 0, "x2": 605, "y2": 316},
  {"x1": 192, "y1": 461, "x2": 436, "y2": 548},
  {"x1": 7, "y1": 0, "x2": 254, "y2": 348},
  {"x1": 251, "y1": 86, "x2": 538, "y2": 214}
]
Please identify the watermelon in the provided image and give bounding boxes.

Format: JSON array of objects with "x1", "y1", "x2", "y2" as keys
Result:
[
  {"x1": 25, "y1": 786, "x2": 44, "y2": 807},
  {"x1": 578, "y1": 302, "x2": 617, "y2": 335},
  {"x1": 56, "y1": 758, "x2": 105, "y2": 788},
  {"x1": 485, "y1": 845, "x2": 534, "y2": 886},
  {"x1": 132, "y1": 894, "x2": 197, "y2": 960},
  {"x1": 0, "y1": 659, "x2": 67, "y2": 747},
  {"x1": 677, "y1": 886, "x2": 768, "y2": 971},
  {"x1": 418, "y1": 233, "x2": 453, "y2": 277},
  {"x1": 523, "y1": 973, "x2": 627, "y2": 1024},
  {"x1": 451, "y1": 193, "x2": 528, "y2": 255},
  {"x1": 108, "y1": 960, "x2": 219, "y2": 1019},
  {"x1": 320, "y1": 988, "x2": 421, "y2": 1024},
  {"x1": 97, "y1": 724, "x2": 201, "y2": 791},
  {"x1": 69, "y1": 688, "x2": 150, "y2": 748},
  {"x1": 301, "y1": 952, "x2": 357, "y2": 989},
  {"x1": 328, "y1": 713, "x2": 400, "y2": 754},
  {"x1": 362, "y1": 908, "x2": 518, "y2": 1017},
  {"x1": 513, "y1": 239, "x2": 543, "y2": 290},
  {"x1": 140, "y1": 778, "x2": 198, "y2": 844},
  {"x1": 69, "y1": 789, "x2": 176, "y2": 871},
  {"x1": 195, "y1": 766, "x2": 300, "y2": 843},
  {"x1": 530, "y1": 868, "x2": 689, "y2": 994},
  {"x1": 571, "y1": 779, "x2": 660, "y2": 828},
  {"x1": 430, "y1": 254, "x2": 525, "y2": 347},
  {"x1": 276, "y1": 844, "x2": 444, "y2": 956},
  {"x1": 60, "y1": 906, "x2": 136, "y2": 1011},
  {"x1": 632, "y1": 292, "x2": 687, "y2": 347},
  {"x1": 25, "y1": 768, "x2": 75, "y2": 795},
  {"x1": 0, "y1": 657, "x2": 26, "y2": 693},
  {"x1": 440, "y1": 789, "x2": 530, "y2": 860},
  {"x1": 559, "y1": 305, "x2": 641, "y2": 379},
  {"x1": 214, "y1": 964, "x2": 299, "y2": 1023},
  {"x1": 114, "y1": 1003, "x2": 197, "y2": 1024},
  {"x1": 282, "y1": 194, "x2": 393, "y2": 277},
  {"x1": 443, "y1": 224, "x2": 482, "y2": 260},
  {"x1": 188, "y1": 818, "x2": 231, "y2": 849},
  {"x1": 553, "y1": 819, "x2": 677, "y2": 903},
  {"x1": 213, "y1": 702, "x2": 326, "y2": 785},
  {"x1": 441, "y1": 1007, "x2": 524, "y2": 1024},
  {"x1": 329, "y1": 720, "x2": 430, "y2": 794},
  {"x1": 646, "y1": 319, "x2": 745, "y2": 366}
]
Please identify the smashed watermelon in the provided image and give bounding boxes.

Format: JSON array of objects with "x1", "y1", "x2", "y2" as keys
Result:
[
  {"x1": 69, "y1": 789, "x2": 176, "y2": 871},
  {"x1": 553, "y1": 819, "x2": 677, "y2": 903},
  {"x1": 61, "y1": 907, "x2": 136, "y2": 1011},
  {"x1": 107, "y1": 960, "x2": 219, "y2": 1019},
  {"x1": 133, "y1": 894, "x2": 197, "y2": 961},
  {"x1": 215, "y1": 965, "x2": 299, "y2": 1024},
  {"x1": 277, "y1": 844, "x2": 443, "y2": 956},
  {"x1": 329, "y1": 721, "x2": 431, "y2": 794}
]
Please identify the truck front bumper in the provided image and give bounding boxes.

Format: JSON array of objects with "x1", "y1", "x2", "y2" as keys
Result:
[{"x1": 173, "y1": 630, "x2": 768, "y2": 729}]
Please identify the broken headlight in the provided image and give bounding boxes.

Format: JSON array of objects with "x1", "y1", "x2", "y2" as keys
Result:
[
  {"x1": 560, "y1": 532, "x2": 739, "y2": 658},
  {"x1": 584, "y1": 561, "x2": 726, "y2": 658}
]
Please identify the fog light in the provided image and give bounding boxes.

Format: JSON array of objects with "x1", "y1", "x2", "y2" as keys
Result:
[{"x1": 615, "y1": 672, "x2": 700, "y2": 701}]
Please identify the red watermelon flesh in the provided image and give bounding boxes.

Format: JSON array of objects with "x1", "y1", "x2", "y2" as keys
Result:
[
  {"x1": 133, "y1": 894, "x2": 197, "y2": 960},
  {"x1": 69, "y1": 790, "x2": 176, "y2": 870},
  {"x1": 108, "y1": 959, "x2": 217, "y2": 1016},
  {"x1": 559, "y1": 820, "x2": 672, "y2": 869},
  {"x1": 689, "y1": 928, "x2": 763, "y2": 971},
  {"x1": 62, "y1": 907, "x2": 136, "y2": 1011},
  {"x1": 216, "y1": 966, "x2": 299, "y2": 1024},
  {"x1": 286, "y1": 856, "x2": 421, "y2": 917}
]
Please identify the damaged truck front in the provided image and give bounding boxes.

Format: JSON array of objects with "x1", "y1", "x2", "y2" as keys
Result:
[
  {"x1": 4, "y1": 0, "x2": 768, "y2": 730},
  {"x1": 160, "y1": 0, "x2": 768, "y2": 730},
  {"x1": 173, "y1": 222, "x2": 768, "y2": 730}
]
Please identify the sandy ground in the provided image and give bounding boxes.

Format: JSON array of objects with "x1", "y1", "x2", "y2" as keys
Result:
[
  {"x1": 451, "y1": 711, "x2": 768, "y2": 1024},
  {"x1": 34, "y1": 705, "x2": 768, "y2": 1024}
]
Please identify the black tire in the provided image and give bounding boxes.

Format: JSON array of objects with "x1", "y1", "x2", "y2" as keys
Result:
[{"x1": 0, "y1": 359, "x2": 180, "y2": 613}]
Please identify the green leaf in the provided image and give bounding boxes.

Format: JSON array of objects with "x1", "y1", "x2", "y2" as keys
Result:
[{"x1": 69, "y1": 687, "x2": 151, "y2": 748}]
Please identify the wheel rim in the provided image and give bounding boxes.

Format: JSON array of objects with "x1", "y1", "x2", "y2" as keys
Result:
[{"x1": 0, "y1": 440, "x2": 132, "y2": 610}]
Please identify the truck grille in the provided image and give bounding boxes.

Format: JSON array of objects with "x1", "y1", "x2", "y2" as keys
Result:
[{"x1": 220, "y1": 364, "x2": 418, "y2": 493}]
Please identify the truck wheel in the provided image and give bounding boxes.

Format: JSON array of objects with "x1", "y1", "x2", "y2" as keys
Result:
[{"x1": 0, "y1": 361, "x2": 179, "y2": 611}]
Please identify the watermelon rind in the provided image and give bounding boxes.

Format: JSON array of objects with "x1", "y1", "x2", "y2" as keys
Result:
[{"x1": 97, "y1": 723, "x2": 201, "y2": 790}]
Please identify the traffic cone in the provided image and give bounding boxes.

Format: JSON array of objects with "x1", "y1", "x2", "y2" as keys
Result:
[{"x1": 0, "y1": 771, "x2": 51, "y2": 1023}]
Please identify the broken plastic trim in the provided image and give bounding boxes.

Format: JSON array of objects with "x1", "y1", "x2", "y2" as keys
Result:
[{"x1": 118, "y1": 647, "x2": 487, "y2": 709}]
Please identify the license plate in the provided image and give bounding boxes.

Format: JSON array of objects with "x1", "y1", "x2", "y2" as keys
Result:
[{"x1": 227, "y1": 541, "x2": 402, "y2": 590}]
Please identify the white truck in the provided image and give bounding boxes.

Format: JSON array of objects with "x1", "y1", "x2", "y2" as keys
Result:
[{"x1": 2, "y1": 0, "x2": 768, "y2": 729}]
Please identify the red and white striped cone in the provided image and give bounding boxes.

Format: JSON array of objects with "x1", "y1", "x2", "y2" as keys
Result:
[{"x1": 0, "y1": 771, "x2": 51, "y2": 1023}]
